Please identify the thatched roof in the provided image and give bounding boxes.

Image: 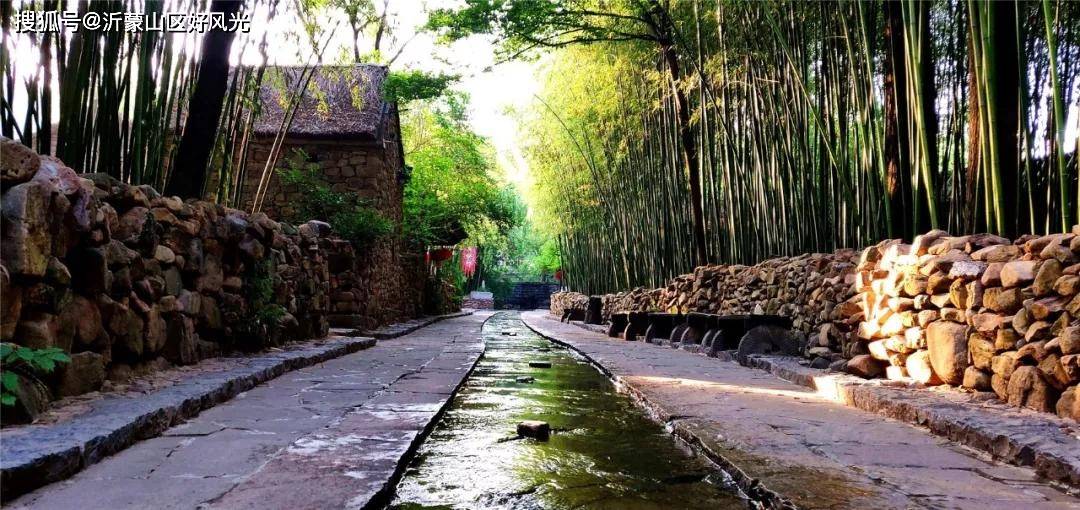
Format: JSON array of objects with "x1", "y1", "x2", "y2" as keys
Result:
[{"x1": 253, "y1": 64, "x2": 391, "y2": 140}]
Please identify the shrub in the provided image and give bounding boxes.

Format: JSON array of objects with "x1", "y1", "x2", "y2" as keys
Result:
[
  {"x1": 1, "y1": 344, "x2": 69, "y2": 406},
  {"x1": 278, "y1": 149, "x2": 392, "y2": 249}
]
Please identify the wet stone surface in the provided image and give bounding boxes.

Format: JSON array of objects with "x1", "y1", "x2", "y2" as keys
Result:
[
  {"x1": 523, "y1": 311, "x2": 1080, "y2": 510},
  {"x1": 7, "y1": 314, "x2": 486, "y2": 509},
  {"x1": 389, "y1": 312, "x2": 743, "y2": 509}
]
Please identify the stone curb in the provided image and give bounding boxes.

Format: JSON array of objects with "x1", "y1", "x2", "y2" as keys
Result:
[
  {"x1": 554, "y1": 314, "x2": 1080, "y2": 490},
  {"x1": 740, "y1": 354, "x2": 1080, "y2": 488},
  {"x1": 0, "y1": 311, "x2": 470, "y2": 502},
  {"x1": 522, "y1": 315, "x2": 792, "y2": 509},
  {"x1": 359, "y1": 314, "x2": 491, "y2": 509},
  {"x1": 357, "y1": 310, "x2": 474, "y2": 339}
]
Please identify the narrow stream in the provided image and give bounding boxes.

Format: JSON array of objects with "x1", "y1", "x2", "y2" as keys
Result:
[{"x1": 388, "y1": 312, "x2": 744, "y2": 509}]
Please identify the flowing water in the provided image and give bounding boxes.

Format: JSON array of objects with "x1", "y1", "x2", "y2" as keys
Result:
[{"x1": 387, "y1": 312, "x2": 745, "y2": 509}]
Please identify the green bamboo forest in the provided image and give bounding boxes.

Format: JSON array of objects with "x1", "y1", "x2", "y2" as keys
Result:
[{"x1": 431, "y1": 0, "x2": 1080, "y2": 294}]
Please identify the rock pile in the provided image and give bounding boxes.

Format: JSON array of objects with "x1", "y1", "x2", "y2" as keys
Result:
[
  {"x1": 600, "y1": 287, "x2": 658, "y2": 321},
  {"x1": 1, "y1": 138, "x2": 331, "y2": 412},
  {"x1": 853, "y1": 230, "x2": 1080, "y2": 420},
  {"x1": 550, "y1": 291, "x2": 588, "y2": 317},
  {"x1": 549, "y1": 227, "x2": 1080, "y2": 420},
  {"x1": 655, "y1": 252, "x2": 859, "y2": 338}
]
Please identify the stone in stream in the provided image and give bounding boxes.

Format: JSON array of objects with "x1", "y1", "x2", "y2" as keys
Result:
[
  {"x1": 517, "y1": 420, "x2": 551, "y2": 441},
  {"x1": 516, "y1": 376, "x2": 535, "y2": 383},
  {"x1": 529, "y1": 361, "x2": 552, "y2": 368}
]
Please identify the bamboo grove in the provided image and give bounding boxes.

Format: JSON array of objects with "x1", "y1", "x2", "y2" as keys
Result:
[
  {"x1": 2, "y1": 0, "x2": 354, "y2": 206},
  {"x1": 520, "y1": 0, "x2": 1080, "y2": 294}
]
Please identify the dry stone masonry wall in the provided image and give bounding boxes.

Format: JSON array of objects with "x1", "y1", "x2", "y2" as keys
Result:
[
  {"x1": 551, "y1": 228, "x2": 1080, "y2": 421},
  {"x1": 0, "y1": 138, "x2": 427, "y2": 415}
]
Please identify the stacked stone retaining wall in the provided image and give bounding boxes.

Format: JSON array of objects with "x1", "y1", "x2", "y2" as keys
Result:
[
  {"x1": 551, "y1": 228, "x2": 1080, "y2": 421},
  {"x1": 0, "y1": 138, "x2": 431, "y2": 417}
]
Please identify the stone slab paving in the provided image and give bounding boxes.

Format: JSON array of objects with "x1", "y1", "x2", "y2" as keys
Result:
[
  {"x1": 358, "y1": 310, "x2": 474, "y2": 339},
  {"x1": 740, "y1": 354, "x2": 1080, "y2": 486},
  {"x1": 1, "y1": 311, "x2": 470, "y2": 502},
  {"x1": 524, "y1": 311, "x2": 1080, "y2": 510},
  {"x1": 8, "y1": 313, "x2": 489, "y2": 510}
]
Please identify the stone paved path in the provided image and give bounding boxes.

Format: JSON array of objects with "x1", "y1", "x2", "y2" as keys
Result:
[
  {"x1": 522, "y1": 311, "x2": 1080, "y2": 510},
  {"x1": 8, "y1": 313, "x2": 488, "y2": 510}
]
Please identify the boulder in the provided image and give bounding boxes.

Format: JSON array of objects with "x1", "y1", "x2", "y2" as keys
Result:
[
  {"x1": 6, "y1": 370, "x2": 51, "y2": 423},
  {"x1": 846, "y1": 354, "x2": 884, "y2": 379},
  {"x1": 104, "y1": 300, "x2": 144, "y2": 360},
  {"x1": 144, "y1": 306, "x2": 168, "y2": 354},
  {"x1": 54, "y1": 351, "x2": 105, "y2": 397},
  {"x1": 981, "y1": 262, "x2": 1004, "y2": 287},
  {"x1": 971, "y1": 244, "x2": 1020, "y2": 263},
  {"x1": 968, "y1": 335, "x2": 996, "y2": 370},
  {"x1": 153, "y1": 245, "x2": 176, "y2": 265},
  {"x1": 992, "y1": 288, "x2": 1023, "y2": 314},
  {"x1": 1055, "y1": 275, "x2": 1079, "y2": 296},
  {"x1": 15, "y1": 312, "x2": 66, "y2": 351},
  {"x1": 59, "y1": 296, "x2": 105, "y2": 348},
  {"x1": 1, "y1": 266, "x2": 21, "y2": 340},
  {"x1": 1000, "y1": 261, "x2": 1037, "y2": 288},
  {"x1": 1005, "y1": 366, "x2": 1058, "y2": 412},
  {"x1": 1061, "y1": 326, "x2": 1080, "y2": 355},
  {"x1": 902, "y1": 350, "x2": 946, "y2": 386},
  {"x1": 1030, "y1": 297, "x2": 1065, "y2": 321},
  {"x1": 962, "y1": 366, "x2": 992, "y2": 391},
  {"x1": 1033, "y1": 260, "x2": 1063, "y2": 297},
  {"x1": 1, "y1": 137, "x2": 40, "y2": 185},
  {"x1": 926, "y1": 321, "x2": 970, "y2": 385},
  {"x1": 1056, "y1": 386, "x2": 1080, "y2": 421},
  {"x1": 163, "y1": 315, "x2": 197, "y2": 365},
  {"x1": 2, "y1": 181, "x2": 56, "y2": 277}
]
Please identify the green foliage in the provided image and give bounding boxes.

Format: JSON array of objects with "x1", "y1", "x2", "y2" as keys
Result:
[
  {"x1": 534, "y1": 239, "x2": 562, "y2": 275},
  {"x1": 383, "y1": 70, "x2": 459, "y2": 105},
  {"x1": 278, "y1": 149, "x2": 393, "y2": 249},
  {"x1": 233, "y1": 259, "x2": 287, "y2": 349},
  {"x1": 426, "y1": 0, "x2": 654, "y2": 60},
  {"x1": 402, "y1": 94, "x2": 517, "y2": 248},
  {"x1": 1, "y1": 344, "x2": 70, "y2": 407}
]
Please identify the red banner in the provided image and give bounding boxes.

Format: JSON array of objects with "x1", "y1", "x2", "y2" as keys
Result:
[{"x1": 461, "y1": 246, "x2": 478, "y2": 277}]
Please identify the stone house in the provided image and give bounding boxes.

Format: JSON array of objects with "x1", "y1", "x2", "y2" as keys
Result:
[
  {"x1": 239, "y1": 65, "x2": 424, "y2": 328},
  {"x1": 239, "y1": 64, "x2": 407, "y2": 220}
]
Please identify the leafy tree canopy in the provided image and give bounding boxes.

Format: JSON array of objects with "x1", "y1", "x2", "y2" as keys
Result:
[
  {"x1": 426, "y1": 0, "x2": 666, "y2": 61},
  {"x1": 402, "y1": 92, "x2": 518, "y2": 247},
  {"x1": 383, "y1": 70, "x2": 459, "y2": 105}
]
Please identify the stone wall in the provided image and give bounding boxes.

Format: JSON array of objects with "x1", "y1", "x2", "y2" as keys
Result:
[
  {"x1": 550, "y1": 291, "x2": 588, "y2": 316},
  {"x1": 238, "y1": 137, "x2": 402, "y2": 222},
  {"x1": 234, "y1": 123, "x2": 422, "y2": 330},
  {"x1": 550, "y1": 229, "x2": 1080, "y2": 421},
  {"x1": 1, "y1": 138, "x2": 337, "y2": 415},
  {"x1": 325, "y1": 237, "x2": 426, "y2": 330}
]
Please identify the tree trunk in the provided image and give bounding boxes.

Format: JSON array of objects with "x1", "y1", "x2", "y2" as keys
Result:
[
  {"x1": 989, "y1": 0, "x2": 1020, "y2": 238},
  {"x1": 914, "y1": 0, "x2": 939, "y2": 232},
  {"x1": 882, "y1": 0, "x2": 911, "y2": 239},
  {"x1": 166, "y1": 0, "x2": 242, "y2": 199},
  {"x1": 661, "y1": 42, "x2": 708, "y2": 268}
]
